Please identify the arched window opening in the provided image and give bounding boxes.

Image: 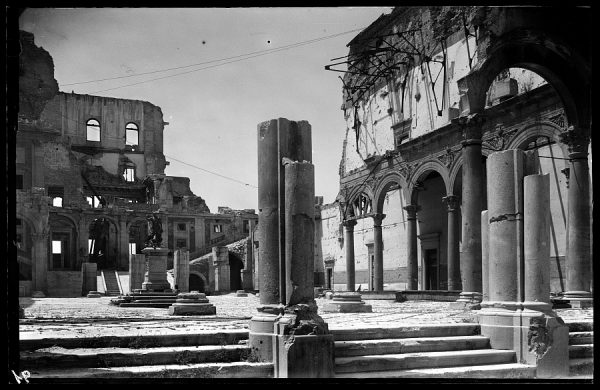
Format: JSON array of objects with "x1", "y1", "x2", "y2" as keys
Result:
[
  {"x1": 86, "y1": 119, "x2": 101, "y2": 142},
  {"x1": 125, "y1": 122, "x2": 139, "y2": 146}
]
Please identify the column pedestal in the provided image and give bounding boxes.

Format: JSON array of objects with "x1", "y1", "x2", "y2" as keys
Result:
[
  {"x1": 141, "y1": 247, "x2": 171, "y2": 292},
  {"x1": 248, "y1": 305, "x2": 284, "y2": 362},
  {"x1": 321, "y1": 291, "x2": 372, "y2": 313},
  {"x1": 168, "y1": 292, "x2": 216, "y2": 315}
]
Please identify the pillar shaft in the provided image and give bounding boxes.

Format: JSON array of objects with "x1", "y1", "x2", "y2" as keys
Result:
[
  {"x1": 31, "y1": 233, "x2": 48, "y2": 292},
  {"x1": 487, "y1": 149, "x2": 524, "y2": 302},
  {"x1": 372, "y1": 213, "x2": 385, "y2": 292},
  {"x1": 524, "y1": 174, "x2": 551, "y2": 304},
  {"x1": 404, "y1": 205, "x2": 419, "y2": 290},
  {"x1": 343, "y1": 220, "x2": 357, "y2": 291},
  {"x1": 460, "y1": 122, "x2": 484, "y2": 294},
  {"x1": 129, "y1": 253, "x2": 145, "y2": 292},
  {"x1": 284, "y1": 160, "x2": 315, "y2": 305},
  {"x1": 481, "y1": 210, "x2": 489, "y2": 302},
  {"x1": 443, "y1": 195, "x2": 461, "y2": 290},
  {"x1": 174, "y1": 249, "x2": 190, "y2": 292}
]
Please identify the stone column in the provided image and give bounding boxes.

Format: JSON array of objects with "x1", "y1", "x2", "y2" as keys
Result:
[
  {"x1": 212, "y1": 246, "x2": 230, "y2": 292},
  {"x1": 372, "y1": 213, "x2": 385, "y2": 291},
  {"x1": 250, "y1": 118, "x2": 312, "y2": 363},
  {"x1": 283, "y1": 159, "x2": 315, "y2": 305},
  {"x1": 523, "y1": 174, "x2": 551, "y2": 308},
  {"x1": 118, "y1": 220, "x2": 129, "y2": 270},
  {"x1": 141, "y1": 247, "x2": 171, "y2": 292},
  {"x1": 31, "y1": 232, "x2": 48, "y2": 293},
  {"x1": 174, "y1": 249, "x2": 190, "y2": 293},
  {"x1": 443, "y1": 195, "x2": 461, "y2": 291},
  {"x1": 129, "y1": 253, "x2": 146, "y2": 293},
  {"x1": 457, "y1": 114, "x2": 485, "y2": 304},
  {"x1": 481, "y1": 210, "x2": 489, "y2": 302},
  {"x1": 241, "y1": 238, "x2": 254, "y2": 290},
  {"x1": 343, "y1": 220, "x2": 357, "y2": 291},
  {"x1": 559, "y1": 128, "x2": 592, "y2": 308},
  {"x1": 81, "y1": 262, "x2": 97, "y2": 295},
  {"x1": 404, "y1": 205, "x2": 419, "y2": 290}
]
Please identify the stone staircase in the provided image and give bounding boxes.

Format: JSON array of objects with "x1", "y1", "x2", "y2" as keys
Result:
[
  {"x1": 567, "y1": 321, "x2": 594, "y2": 377},
  {"x1": 101, "y1": 270, "x2": 122, "y2": 296},
  {"x1": 331, "y1": 324, "x2": 537, "y2": 378},
  {"x1": 20, "y1": 330, "x2": 272, "y2": 379}
]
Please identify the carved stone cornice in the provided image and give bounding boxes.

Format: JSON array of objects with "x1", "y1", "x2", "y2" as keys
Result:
[
  {"x1": 482, "y1": 128, "x2": 519, "y2": 152},
  {"x1": 559, "y1": 126, "x2": 590, "y2": 156},
  {"x1": 442, "y1": 195, "x2": 460, "y2": 212}
]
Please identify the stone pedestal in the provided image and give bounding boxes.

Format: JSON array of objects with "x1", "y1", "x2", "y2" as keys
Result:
[
  {"x1": 168, "y1": 292, "x2": 216, "y2": 315},
  {"x1": 273, "y1": 303, "x2": 334, "y2": 378},
  {"x1": 86, "y1": 290, "x2": 102, "y2": 298},
  {"x1": 141, "y1": 247, "x2": 171, "y2": 292},
  {"x1": 129, "y1": 254, "x2": 146, "y2": 293},
  {"x1": 32, "y1": 291, "x2": 45, "y2": 298},
  {"x1": 321, "y1": 292, "x2": 372, "y2": 313},
  {"x1": 173, "y1": 250, "x2": 190, "y2": 292},
  {"x1": 236, "y1": 290, "x2": 248, "y2": 297},
  {"x1": 248, "y1": 305, "x2": 284, "y2": 362},
  {"x1": 450, "y1": 292, "x2": 483, "y2": 310}
]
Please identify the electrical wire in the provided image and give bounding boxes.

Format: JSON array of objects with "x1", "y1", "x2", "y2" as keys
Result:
[
  {"x1": 165, "y1": 154, "x2": 257, "y2": 189},
  {"x1": 63, "y1": 27, "x2": 366, "y2": 87}
]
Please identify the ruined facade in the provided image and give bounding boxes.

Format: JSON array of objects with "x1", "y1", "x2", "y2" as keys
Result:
[
  {"x1": 319, "y1": 7, "x2": 592, "y2": 300},
  {"x1": 16, "y1": 31, "x2": 257, "y2": 297}
]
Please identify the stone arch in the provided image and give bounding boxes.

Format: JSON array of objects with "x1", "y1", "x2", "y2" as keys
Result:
[
  {"x1": 372, "y1": 171, "x2": 409, "y2": 214},
  {"x1": 506, "y1": 122, "x2": 568, "y2": 157},
  {"x1": 343, "y1": 184, "x2": 375, "y2": 219},
  {"x1": 448, "y1": 148, "x2": 491, "y2": 196},
  {"x1": 189, "y1": 271, "x2": 207, "y2": 293},
  {"x1": 407, "y1": 160, "x2": 450, "y2": 204},
  {"x1": 16, "y1": 211, "x2": 41, "y2": 236},
  {"x1": 48, "y1": 213, "x2": 79, "y2": 270},
  {"x1": 462, "y1": 28, "x2": 590, "y2": 130}
]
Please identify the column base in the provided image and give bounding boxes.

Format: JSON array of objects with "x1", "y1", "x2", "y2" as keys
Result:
[
  {"x1": 563, "y1": 291, "x2": 594, "y2": 309},
  {"x1": 478, "y1": 301, "x2": 569, "y2": 379},
  {"x1": 449, "y1": 291, "x2": 482, "y2": 310},
  {"x1": 321, "y1": 292, "x2": 372, "y2": 313},
  {"x1": 248, "y1": 305, "x2": 284, "y2": 362}
]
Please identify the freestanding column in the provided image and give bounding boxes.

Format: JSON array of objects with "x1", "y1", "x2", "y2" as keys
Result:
[
  {"x1": 283, "y1": 159, "x2": 315, "y2": 305},
  {"x1": 372, "y1": 213, "x2": 386, "y2": 291},
  {"x1": 174, "y1": 249, "x2": 190, "y2": 293},
  {"x1": 443, "y1": 195, "x2": 461, "y2": 291},
  {"x1": 343, "y1": 220, "x2": 357, "y2": 291},
  {"x1": 481, "y1": 210, "x2": 489, "y2": 302},
  {"x1": 212, "y1": 246, "x2": 230, "y2": 292},
  {"x1": 559, "y1": 128, "x2": 592, "y2": 308},
  {"x1": 458, "y1": 114, "x2": 485, "y2": 304},
  {"x1": 129, "y1": 253, "x2": 145, "y2": 292},
  {"x1": 523, "y1": 174, "x2": 551, "y2": 308},
  {"x1": 404, "y1": 205, "x2": 419, "y2": 290}
]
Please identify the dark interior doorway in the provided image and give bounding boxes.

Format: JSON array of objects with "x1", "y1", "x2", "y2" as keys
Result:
[
  {"x1": 189, "y1": 274, "x2": 205, "y2": 292},
  {"x1": 229, "y1": 254, "x2": 243, "y2": 291}
]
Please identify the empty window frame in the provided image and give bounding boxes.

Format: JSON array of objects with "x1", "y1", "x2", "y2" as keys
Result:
[
  {"x1": 86, "y1": 119, "x2": 101, "y2": 142},
  {"x1": 123, "y1": 168, "x2": 135, "y2": 182},
  {"x1": 16, "y1": 174, "x2": 23, "y2": 190},
  {"x1": 87, "y1": 195, "x2": 102, "y2": 208},
  {"x1": 129, "y1": 242, "x2": 137, "y2": 256},
  {"x1": 177, "y1": 223, "x2": 187, "y2": 231},
  {"x1": 125, "y1": 122, "x2": 139, "y2": 146},
  {"x1": 213, "y1": 224, "x2": 223, "y2": 233},
  {"x1": 243, "y1": 219, "x2": 250, "y2": 233},
  {"x1": 48, "y1": 186, "x2": 64, "y2": 207}
]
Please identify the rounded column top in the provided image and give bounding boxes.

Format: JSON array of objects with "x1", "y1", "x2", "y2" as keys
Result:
[
  {"x1": 403, "y1": 205, "x2": 420, "y2": 219},
  {"x1": 442, "y1": 195, "x2": 460, "y2": 211},
  {"x1": 371, "y1": 213, "x2": 386, "y2": 225}
]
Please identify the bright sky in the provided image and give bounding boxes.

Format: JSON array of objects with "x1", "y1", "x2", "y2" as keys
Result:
[{"x1": 19, "y1": 7, "x2": 393, "y2": 212}]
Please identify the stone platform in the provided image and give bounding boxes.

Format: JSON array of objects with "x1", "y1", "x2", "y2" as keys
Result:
[
  {"x1": 322, "y1": 292, "x2": 372, "y2": 313},
  {"x1": 111, "y1": 290, "x2": 178, "y2": 308},
  {"x1": 168, "y1": 292, "x2": 216, "y2": 315}
]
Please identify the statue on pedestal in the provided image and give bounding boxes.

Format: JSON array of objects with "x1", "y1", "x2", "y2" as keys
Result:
[{"x1": 145, "y1": 213, "x2": 163, "y2": 248}]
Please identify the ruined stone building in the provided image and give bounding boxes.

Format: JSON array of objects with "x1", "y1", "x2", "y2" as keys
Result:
[
  {"x1": 16, "y1": 30, "x2": 257, "y2": 297},
  {"x1": 317, "y1": 6, "x2": 592, "y2": 303}
]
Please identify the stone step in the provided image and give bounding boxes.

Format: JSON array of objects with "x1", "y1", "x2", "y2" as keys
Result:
[
  {"x1": 27, "y1": 362, "x2": 274, "y2": 379},
  {"x1": 119, "y1": 301, "x2": 177, "y2": 308},
  {"x1": 569, "y1": 344, "x2": 594, "y2": 359},
  {"x1": 569, "y1": 331, "x2": 594, "y2": 345},
  {"x1": 565, "y1": 321, "x2": 593, "y2": 332},
  {"x1": 20, "y1": 330, "x2": 249, "y2": 351},
  {"x1": 569, "y1": 358, "x2": 594, "y2": 377},
  {"x1": 129, "y1": 295, "x2": 179, "y2": 300},
  {"x1": 335, "y1": 363, "x2": 536, "y2": 379},
  {"x1": 335, "y1": 335, "x2": 490, "y2": 357},
  {"x1": 330, "y1": 323, "x2": 479, "y2": 342},
  {"x1": 21, "y1": 344, "x2": 249, "y2": 369},
  {"x1": 335, "y1": 349, "x2": 516, "y2": 373}
]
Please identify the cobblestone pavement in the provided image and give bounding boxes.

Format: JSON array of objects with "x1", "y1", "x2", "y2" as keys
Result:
[{"x1": 19, "y1": 293, "x2": 593, "y2": 340}]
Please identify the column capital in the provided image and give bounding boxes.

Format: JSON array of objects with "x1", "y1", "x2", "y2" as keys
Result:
[
  {"x1": 31, "y1": 232, "x2": 49, "y2": 241},
  {"x1": 403, "y1": 205, "x2": 420, "y2": 219},
  {"x1": 559, "y1": 126, "x2": 590, "y2": 156},
  {"x1": 454, "y1": 113, "x2": 486, "y2": 145},
  {"x1": 342, "y1": 219, "x2": 357, "y2": 228},
  {"x1": 442, "y1": 195, "x2": 460, "y2": 211},
  {"x1": 371, "y1": 213, "x2": 386, "y2": 226}
]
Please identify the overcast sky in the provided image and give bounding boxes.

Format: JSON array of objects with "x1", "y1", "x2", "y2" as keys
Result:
[{"x1": 19, "y1": 7, "x2": 393, "y2": 212}]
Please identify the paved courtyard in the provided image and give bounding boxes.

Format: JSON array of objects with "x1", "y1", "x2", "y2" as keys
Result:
[{"x1": 19, "y1": 293, "x2": 593, "y2": 340}]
